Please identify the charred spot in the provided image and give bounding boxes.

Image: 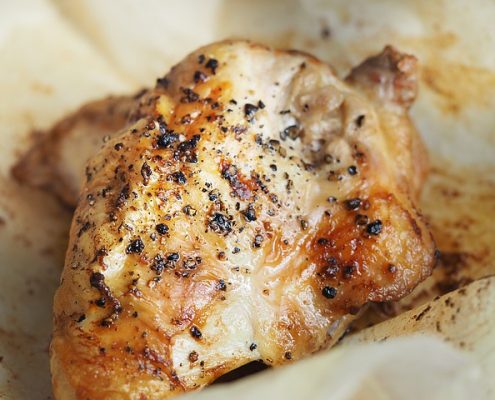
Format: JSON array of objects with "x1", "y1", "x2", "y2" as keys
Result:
[
  {"x1": 198, "y1": 54, "x2": 205, "y2": 64},
  {"x1": 90, "y1": 272, "x2": 106, "y2": 290},
  {"x1": 249, "y1": 343, "x2": 257, "y2": 351},
  {"x1": 126, "y1": 238, "x2": 145, "y2": 254},
  {"x1": 209, "y1": 213, "x2": 232, "y2": 235}
]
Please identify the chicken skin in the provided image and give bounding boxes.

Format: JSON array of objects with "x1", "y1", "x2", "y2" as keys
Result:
[
  {"x1": 51, "y1": 40, "x2": 435, "y2": 399},
  {"x1": 12, "y1": 95, "x2": 135, "y2": 207}
]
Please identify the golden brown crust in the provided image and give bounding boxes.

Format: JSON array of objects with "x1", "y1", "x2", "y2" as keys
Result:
[{"x1": 51, "y1": 40, "x2": 435, "y2": 399}]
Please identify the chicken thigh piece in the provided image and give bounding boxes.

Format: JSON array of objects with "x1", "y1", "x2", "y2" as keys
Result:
[{"x1": 51, "y1": 40, "x2": 435, "y2": 399}]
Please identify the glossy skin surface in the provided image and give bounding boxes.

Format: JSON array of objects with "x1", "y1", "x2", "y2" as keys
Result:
[{"x1": 51, "y1": 41, "x2": 435, "y2": 399}]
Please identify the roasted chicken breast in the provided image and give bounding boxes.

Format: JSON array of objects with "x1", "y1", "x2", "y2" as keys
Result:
[{"x1": 51, "y1": 40, "x2": 435, "y2": 399}]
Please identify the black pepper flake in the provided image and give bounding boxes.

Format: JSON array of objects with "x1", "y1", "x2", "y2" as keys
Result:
[
  {"x1": 242, "y1": 204, "x2": 257, "y2": 222},
  {"x1": 232, "y1": 247, "x2": 240, "y2": 254},
  {"x1": 300, "y1": 219, "x2": 308, "y2": 231},
  {"x1": 258, "y1": 100, "x2": 266, "y2": 109},
  {"x1": 193, "y1": 70, "x2": 207, "y2": 83},
  {"x1": 141, "y1": 162, "x2": 152, "y2": 185},
  {"x1": 189, "y1": 351, "x2": 199, "y2": 362},
  {"x1": 114, "y1": 142, "x2": 123, "y2": 151},
  {"x1": 355, "y1": 114, "x2": 365, "y2": 128},
  {"x1": 253, "y1": 234, "x2": 264, "y2": 248},
  {"x1": 190, "y1": 325, "x2": 202, "y2": 339},
  {"x1": 208, "y1": 189, "x2": 220, "y2": 201},
  {"x1": 322, "y1": 286, "x2": 337, "y2": 299},
  {"x1": 366, "y1": 220, "x2": 382, "y2": 235},
  {"x1": 151, "y1": 255, "x2": 165, "y2": 274},
  {"x1": 347, "y1": 165, "x2": 358, "y2": 176},
  {"x1": 280, "y1": 125, "x2": 299, "y2": 141},
  {"x1": 209, "y1": 213, "x2": 232, "y2": 235},
  {"x1": 344, "y1": 198, "x2": 361, "y2": 211},
  {"x1": 355, "y1": 214, "x2": 369, "y2": 226},
  {"x1": 244, "y1": 103, "x2": 259, "y2": 119},
  {"x1": 95, "y1": 297, "x2": 106, "y2": 308},
  {"x1": 157, "y1": 130, "x2": 179, "y2": 148},
  {"x1": 169, "y1": 171, "x2": 187, "y2": 185},
  {"x1": 76, "y1": 314, "x2": 86, "y2": 323},
  {"x1": 167, "y1": 252, "x2": 180, "y2": 262},
  {"x1": 205, "y1": 58, "x2": 218, "y2": 74},
  {"x1": 126, "y1": 238, "x2": 144, "y2": 254},
  {"x1": 249, "y1": 343, "x2": 257, "y2": 351},
  {"x1": 183, "y1": 205, "x2": 197, "y2": 216},
  {"x1": 217, "y1": 279, "x2": 227, "y2": 291},
  {"x1": 198, "y1": 54, "x2": 205, "y2": 64},
  {"x1": 343, "y1": 265, "x2": 355, "y2": 278},
  {"x1": 284, "y1": 352, "x2": 292, "y2": 360},
  {"x1": 181, "y1": 87, "x2": 200, "y2": 103},
  {"x1": 156, "y1": 223, "x2": 169, "y2": 235}
]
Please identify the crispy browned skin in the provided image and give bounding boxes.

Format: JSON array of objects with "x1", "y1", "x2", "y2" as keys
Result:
[
  {"x1": 51, "y1": 41, "x2": 435, "y2": 399},
  {"x1": 12, "y1": 95, "x2": 136, "y2": 206}
]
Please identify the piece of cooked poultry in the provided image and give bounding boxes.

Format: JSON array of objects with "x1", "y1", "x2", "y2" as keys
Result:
[{"x1": 51, "y1": 40, "x2": 436, "y2": 399}]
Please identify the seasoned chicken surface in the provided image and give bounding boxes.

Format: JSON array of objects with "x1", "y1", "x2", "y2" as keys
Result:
[
  {"x1": 12, "y1": 95, "x2": 135, "y2": 207},
  {"x1": 51, "y1": 40, "x2": 435, "y2": 399}
]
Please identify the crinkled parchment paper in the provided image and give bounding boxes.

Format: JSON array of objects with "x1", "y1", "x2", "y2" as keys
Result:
[{"x1": 0, "y1": 0, "x2": 494, "y2": 398}]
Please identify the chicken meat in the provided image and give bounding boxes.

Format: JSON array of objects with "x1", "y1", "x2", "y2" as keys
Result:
[{"x1": 51, "y1": 40, "x2": 436, "y2": 399}]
